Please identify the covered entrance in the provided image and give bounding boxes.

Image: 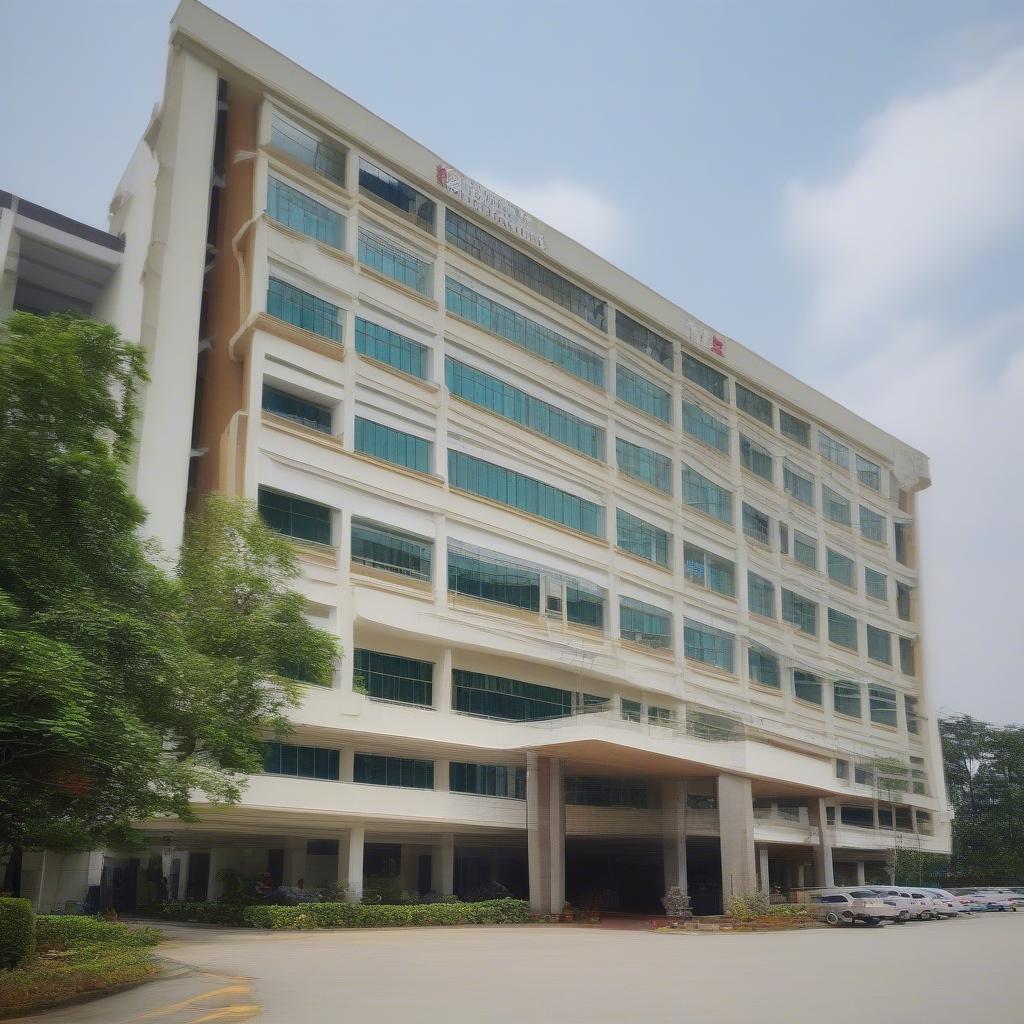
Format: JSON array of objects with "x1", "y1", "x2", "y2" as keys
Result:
[{"x1": 565, "y1": 838, "x2": 665, "y2": 914}]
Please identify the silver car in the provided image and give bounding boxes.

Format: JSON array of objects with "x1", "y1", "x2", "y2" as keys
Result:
[{"x1": 810, "y1": 889, "x2": 900, "y2": 926}]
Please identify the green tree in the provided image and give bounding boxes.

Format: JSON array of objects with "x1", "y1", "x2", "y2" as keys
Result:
[
  {"x1": 940, "y1": 714, "x2": 1024, "y2": 882},
  {"x1": 0, "y1": 312, "x2": 338, "y2": 855}
]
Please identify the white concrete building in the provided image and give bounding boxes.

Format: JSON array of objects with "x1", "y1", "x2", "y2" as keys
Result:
[{"x1": 15, "y1": 0, "x2": 950, "y2": 915}]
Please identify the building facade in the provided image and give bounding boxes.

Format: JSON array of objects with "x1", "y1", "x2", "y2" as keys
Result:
[{"x1": 13, "y1": 0, "x2": 950, "y2": 915}]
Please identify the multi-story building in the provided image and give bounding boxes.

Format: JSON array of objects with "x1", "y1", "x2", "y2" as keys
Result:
[{"x1": 16, "y1": 0, "x2": 950, "y2": 915}]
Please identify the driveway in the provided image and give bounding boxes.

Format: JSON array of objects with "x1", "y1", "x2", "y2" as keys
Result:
[{"x1": 15, "y1": 913, "x2": 1023, "y2": 1023}]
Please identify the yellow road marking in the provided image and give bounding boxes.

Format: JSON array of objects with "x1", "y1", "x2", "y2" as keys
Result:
[
  {"x1": 185, "y1": 1006, "x2": 262, "y2": 1023},
  {"x1": 129, "y1": 984, "x2": 252, "y2": 1021}
]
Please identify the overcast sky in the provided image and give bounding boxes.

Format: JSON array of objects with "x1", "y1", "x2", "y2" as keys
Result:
[{"x1": 2, "y1": 1, "x2": 1022, "y2": 725}]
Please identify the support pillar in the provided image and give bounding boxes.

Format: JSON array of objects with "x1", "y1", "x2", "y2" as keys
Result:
[
  {"x1": 807, "y1": 798, "x2": 835, "y2": 889},
  {"x1": 430, "y1": 834, "x2": 455, "y2": 896},
  {"x1": 717, "y1": 774, "x2": 757, "y2": 899},
  {"x1": 856, "y1": 861, "x2": 866, "y2": 886},
  {"x1": 283, "y1": 838, "x2": 307, "y2": 888},
  {"x1": 340, "y1": 825, "x2": 364, "y2": 903},
  {"x1": 661, "y1": 779, "x2": 687, "y2": 894},
  {"x1": 175, "y1": 852, "x2": 190, "y2": 901},
  {"x1": 527, "y1": 753, "x2": 565, "y2": 915},
  {"x1": 758, "y1": 847, "x2": 771, "y2": 894},
  {"x1": 206, "y1": 848, "x2": 226, "y2": 901}
]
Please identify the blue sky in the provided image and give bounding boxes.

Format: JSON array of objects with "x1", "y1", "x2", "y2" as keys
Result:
[{"x1": 2, "y1": 1, "x2": 1023, "y2": 723}]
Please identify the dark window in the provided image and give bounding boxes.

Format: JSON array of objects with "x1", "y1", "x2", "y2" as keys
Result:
[
  {"x1": 615, "y1": 310, "x2": 673, "y2": 369},
  {"x1": 258, "y1": 487, "x2": 331, "y2": 545},
  {"x1": 353, "y1": 753, "x2": 434, "y2": 789},
  {"x1": 452, "y1": 669, "x2": 574, "y2": 721},
  {"x1": 262, "y1": 385, "x2": 332, "y2": 433},
  {"x1": 682, "y1": 352, "x2": 727, "y2": 400},
  {"x1": 351, "y1": 521, "x2": 432, "y2": 582},
  {"x1": 262, "y1": 741, "x2": 340, "y2": 781},
  {"x1": 449, "y1": 762, "x2": 525, "y2": 798},
  {"x1": 445, "y1": 210, "x2": 606, "y2": 330},
  {"x1": 354, "y1": 649, "x2": 433, "y2": 706},
  {"x1": 358, "y1": 157, "x2": 435, "y2": 232}
]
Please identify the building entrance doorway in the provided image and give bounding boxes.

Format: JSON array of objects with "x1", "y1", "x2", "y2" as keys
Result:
[
  {"x1": 565, "y1": 838, "x2": 664, "y2": 914},
  {"x1": 685, "y1": 837, "x2": 723, "y2": 915}
]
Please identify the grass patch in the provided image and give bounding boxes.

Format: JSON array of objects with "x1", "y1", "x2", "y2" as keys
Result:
[{"x1": 0, "y1": 917, "x2": 162, "y2": 1017}]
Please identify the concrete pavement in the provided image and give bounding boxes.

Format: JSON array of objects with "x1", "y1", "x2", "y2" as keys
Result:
[{"x1": 14, "y1": 913, "x2": 1023, "y2": 1023}]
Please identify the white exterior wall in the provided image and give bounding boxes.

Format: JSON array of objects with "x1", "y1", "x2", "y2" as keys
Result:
[{"x1": 87, "y1": 0, "x2": 949, "y2": 892}]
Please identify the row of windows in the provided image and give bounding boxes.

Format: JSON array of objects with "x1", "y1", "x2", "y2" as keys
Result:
[
  {"x1": 265, "y1": 149, "x2": 896, "y2": 512},
  {"x1": 446, "y1": 357, "x2": 604, "y2": 460},
  {"x1": 354, "y1": 417, "x2": 432, "y2": 474},
  {"x1": 615, "y1": 310, "x2": 673, "y2": 369},
  {"x1": 357, "y1": 227, "x2": 431, "y2": 296},
  {"x1": 448, "y1": 450, "x2": 605, "y2": 538},
  {"x1": 445, "y1": 210, "x2": 607, "y2": 330},
  {"x1": 445, "y1": 278, "x2": 605, "y2": 387},
  {"x1": 260, "y1": 276, "x2": 898, "y2": 569},
  {"x1": 747, "y1": 651, "x2": 908, "y2": 728},
  {"x1": 258, "y1": 493, "x2": 915, "y2": 677},
  {"x1": 355, "y1": 317, "x2": 429, "y2": 379},
  {"x1": 354, "y1": 649, "x2": 433, "y2": 706}
]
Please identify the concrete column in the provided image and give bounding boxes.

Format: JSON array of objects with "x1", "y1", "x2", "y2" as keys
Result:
[
  {"x1": 35, "y1": 851, "x2": 48, "y2": 912},
  {"x1": 527, "y1": 753, "x2": 565, "y2": 914},
  {"x1": 176, "y1": 852, "x2": 190, "y2": 901},
  {"x1": 342, "y1": 826, "x2": 365, "y2": 902},
  {"x1": 807, "y1": 798, "x2": 835, "y2": 888},
  {"x1": 399, "y1": 845, "x2": 418, "y2": 894},
  {"x1": 435, "y1": 647, "x2": 453, "y2": 713},
  {"x1": 341, "y1": 748, "x2": 355, "y2": 783},
  {"x1": 856, "y1": 861, "x2": 866, "y2": 886},
  {"x1": 661, "y1": 779, "x2": 687, "y2": 894},
  {"x1": 434, "y1": 757, "x2": 450, "y2": 792},
  {"x1": 758, "y1": 848, "x2": 771, "y2": 894},
  {"x1": 283, "y1": 838, "x2": 307, "y2": 888},
  {"x1": 717, "y1": 774, "x2": 757, "y2": 898},
  {"x1": 430, "y1": 834, "x2": 455, "y2": 896},
  {"x1": 206, "y1": 848, "x2": 227, "y2": 901}
]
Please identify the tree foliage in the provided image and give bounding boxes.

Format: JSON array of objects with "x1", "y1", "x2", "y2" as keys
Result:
[
  {"x1": 939, "y1": 713, "x2": 1024, "y2": 882},
  {"x1": 0, "y1": 313, "x2": 339, "y2": 850}
]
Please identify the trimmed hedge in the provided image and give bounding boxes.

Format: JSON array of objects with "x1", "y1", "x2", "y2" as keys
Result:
[
  {"x1": 36, "y1": 916, "x2": 162, "y2": 951},
  {"x1": 243, "y1": 898, "x2": 530, "y2": 930},
  {"x1": 156, "y1": 901, "x2": 251, "y2": 926},
  {"x1": 0, "y1": 897, "x2": 36, "y2": 969}
]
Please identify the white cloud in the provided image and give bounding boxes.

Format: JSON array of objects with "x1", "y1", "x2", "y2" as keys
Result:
[
  {"x1": 786, "y1": 49, "x2": 1024, "y2": 725},
  {"x1": 472, "y1": 174, "x2": 628, "y2": 260},
  {"x1": 787, "y1": 47, "x2": 1024, "y2": 340}
]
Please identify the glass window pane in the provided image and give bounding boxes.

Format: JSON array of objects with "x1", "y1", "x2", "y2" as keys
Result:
[{"x1": 445, "y1": 278, "x2": 604, "y2": 387}]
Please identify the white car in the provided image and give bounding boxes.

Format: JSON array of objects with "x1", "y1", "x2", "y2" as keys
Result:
[
  {"x1": 810, "y1": 889, "x2": 900, "y2": 926},
  {"x1": 950, "y1": 887, "x2": 1017, "y2": 911},
  {"x1": 914, "y1": 887, "x2": 961, "y2": 917},
  {"x1": 970, "y1": 888, "x2": 1020, "y2": 911},
  {"x1": 866, "y1": 887, "x2": 915, "y2": 922}
]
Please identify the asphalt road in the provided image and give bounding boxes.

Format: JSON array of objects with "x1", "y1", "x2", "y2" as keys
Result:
[{"x1": 14, "y1": 912, "x2": 1023, "y2": 1024}]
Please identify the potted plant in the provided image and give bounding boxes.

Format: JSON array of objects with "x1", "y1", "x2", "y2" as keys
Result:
[{"x1": 560, "y1": 903, "x2": 575, "y2": 923}]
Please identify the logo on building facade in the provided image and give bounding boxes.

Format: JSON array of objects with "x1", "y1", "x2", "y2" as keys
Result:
[
  {"x1": 685, "y1": 320, "x2": 727, "y2": 359},
  {"x1": 437, "y1": 164, "x2": 547, "y2": 251}
]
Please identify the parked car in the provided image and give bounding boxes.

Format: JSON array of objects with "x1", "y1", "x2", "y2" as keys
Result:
[
  {"x1": 970, "y1": 888, "x2": 1020, "y2": 911},
  {"x1": 866, "y1": 888, "x2": 915, "y2": 922},
  {"x1": 809, "y1": 890, "x2": 900, "y2": 926},
  {"x1": 914, "y1": 888, "x2": 962, "y2": 917},
  {"x1": 949, "y1": 887, "x2": 1016, "y2": 911},
  {"x1": 867, "y1": 887, "x2": 935, "y2": 920}
]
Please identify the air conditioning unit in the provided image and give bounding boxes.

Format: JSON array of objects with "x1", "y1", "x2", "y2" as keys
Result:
[
  {"x1": 544, "y1": 580, "x2": 564, "y2": 617},
  {"x1": 546, "y1": 594, "x2": 563, "y2": 616}
]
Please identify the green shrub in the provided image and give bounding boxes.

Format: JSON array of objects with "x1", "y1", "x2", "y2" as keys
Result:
[
  {"x1": 36, "y1": 916, "x2": 161, "y2": 952},
  {"x1": 157, "y1": 901, "x2": 250, "y2": 926},
  {"x1": 761, "y1": 904, "x2": 809, "y2": 919},
  {"x1": 0, "y1": 898, "x2": 35, "y2": 969},
  {"x1": 243, "y1": 898, "x2": 529, "y2": 930},
  {"x1": 725, "y1": 892, "x2": 770, "y2": 921}
]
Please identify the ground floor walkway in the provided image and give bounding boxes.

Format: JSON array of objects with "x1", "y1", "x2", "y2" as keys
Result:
[{"x1": 17, "y1": 914, "x2": 1022, "y2": 1024}]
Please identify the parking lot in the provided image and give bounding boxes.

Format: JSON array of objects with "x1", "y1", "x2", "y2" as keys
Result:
[{"x1": 21, "y1": 912, "x2": 1022, "y2": 1024}]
